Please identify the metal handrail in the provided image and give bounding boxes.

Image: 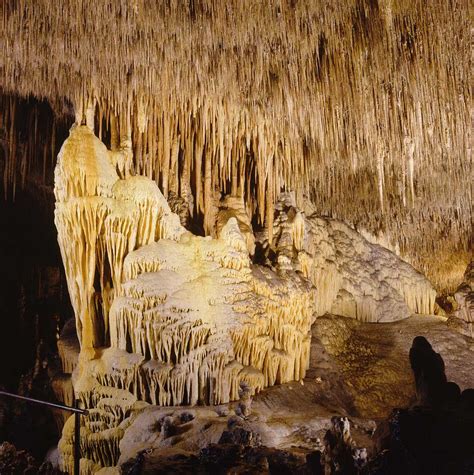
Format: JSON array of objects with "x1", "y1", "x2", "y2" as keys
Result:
[{"x1": 0, "y1": 390, "x2": 88, "y2": 475}]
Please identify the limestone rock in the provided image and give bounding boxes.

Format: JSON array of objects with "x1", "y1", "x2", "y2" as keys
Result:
[
  {"x1": 218, "y1": 416, "x2": 261, "y2": 447},
  {"x1": 54, "y1": 127, "x2": 314, "y2": 472},
  {"x1": 0, "y1": 442, "x2": 37, "y2": 474},
  {"x1": 235, "y1": 382, "x2": 253, "y2": 418},
  {"x1": 217, "y1": 195, "x2": 256, "y2": 256}
]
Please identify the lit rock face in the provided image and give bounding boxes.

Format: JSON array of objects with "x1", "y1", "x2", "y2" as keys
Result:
[
  {"x1": 268, "y1": 194, "x2": 436, "y2": 322},
  {"x1": 104, "y1": 221, "x2": 314, "y2": 407},
  {"x1": 54, "y1": 125, "x2": 184, "y2": 350},
  {"x1": 55, "y1": 126, "x2": 314, "y2": 396}
]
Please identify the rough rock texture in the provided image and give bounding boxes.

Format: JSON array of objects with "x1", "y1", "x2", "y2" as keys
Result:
[
  {"x1": 54, "y1": 125, "x2": 184, "y2": 351},
  {"x1": 409, "y1": 336, "x2": 447, "y2": 406},
  {"x1": 52, "y1": 128, "x2": 449, "y2": 473},
  {"x1": 55, "y1": 312, "x2": 474, "y2": 473},
  {"x1": 105, "y1": 315, "x2": 474, "y2": 472},
  {"x1": 322, "y1": 416, "x2": 367, "y2": 474},
  {"x1": 0, "y1": 441, "x2": 66, "y2": 474},
  {"x1": 368, "y1": 406, "x2": 474, "y2": 475},
  {"x1": 447, "y1": 259, "x2": 474, "y2": 337},
  {"x1": 121, "y1": 444, "x2": 319, "y2": 475},
  {"x1": 0, "y1": 442, "x2": 37, "y2": 474},
  {"x1": 255, "y1": 314, "x2": 474, "y2": 420},
  {"x1": 368, "y1": 337, "x2": 474, "y2": 474},
  {"x1": 115, "y1": 405, "x2": 327, "y2": 474}
]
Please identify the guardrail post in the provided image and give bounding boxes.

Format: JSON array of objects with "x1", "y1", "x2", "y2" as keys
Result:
[{"x1": 74, "y1": 399, "x2": 81, "y2": 475}]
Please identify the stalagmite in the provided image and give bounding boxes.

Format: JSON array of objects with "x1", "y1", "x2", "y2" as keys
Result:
[
  {"x1": 216, "y1": 195, "x2": 256, "y2": 255},
  {"x1": 53, "y1": 129, "x2": 438, "y2": 473},
  {"x1": 54, "y1": 128, "x2": 315, "y2": 472},
  {"x1": 54, "y1": 125, "x2": 186, "y2": 350}
]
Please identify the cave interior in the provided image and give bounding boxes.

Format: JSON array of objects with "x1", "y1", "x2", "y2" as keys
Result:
[{"x1": 0, "y1": 1, "x2": 472, "y2": 474}]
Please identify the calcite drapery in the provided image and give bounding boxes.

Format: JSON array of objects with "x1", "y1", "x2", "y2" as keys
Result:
[
  {"x1": 55, "y1": 127, "x2": 314, "y2": 399},
  {"x1": 54, "y1": 126, "x2": 314, "y2": 472},
  {"x1": 54, "y1": 126, "x2": 438, "y2": 472},
  {"x1": 54, "y1": 125, "x2": 184, "y2": 349}
]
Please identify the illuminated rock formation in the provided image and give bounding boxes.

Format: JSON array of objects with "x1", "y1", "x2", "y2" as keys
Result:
[
  {"x1": 0, "y1": 2, "x2": 471, "y2": 473},
  {"x1": 52, "y1": 125, "x2": 441, "y2": 472},
  {"x1": 54, "y1": 126, "x2": 315, "y2": 471},
  {"x1": 267, "y1": 193, "x2": 436, "y2": 322},
  {"x1": 54, "y1": 125, "x2": 184, "y2": 350}
]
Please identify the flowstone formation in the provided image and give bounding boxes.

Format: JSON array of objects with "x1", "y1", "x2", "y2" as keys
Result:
[
  {"x1": 53, "y1": 127, "x2": 437, "y2": 472},
  {"x1": 54, "y1": 125, "x2": 184, "y2": 350},
  {"x1": 55, "y1": 126, "x2": 435, "y2": 473},
  {"x1": 266, "y1": 194, "x2": 436, "y2": 322},
  {"x1": 54, "y1": 125, "x2": 314, "y2": 472}
]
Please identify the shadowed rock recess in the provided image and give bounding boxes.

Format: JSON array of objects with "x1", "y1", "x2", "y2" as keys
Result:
[{"x1": 0, "y1": 1, "x2": 472, "y2": 474}]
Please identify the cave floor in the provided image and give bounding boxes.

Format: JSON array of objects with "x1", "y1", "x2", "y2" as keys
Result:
[
  {"x1": 256, "y1": 313, "x2": 474, "y2": 420},
  {"x1": 117, "y1": 314, "x2": 474, "y2": 466}
]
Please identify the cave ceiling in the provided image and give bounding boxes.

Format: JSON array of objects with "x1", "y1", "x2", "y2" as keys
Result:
[{"x1": 0, "y1": 0, "x2": 471, "y2": 290}]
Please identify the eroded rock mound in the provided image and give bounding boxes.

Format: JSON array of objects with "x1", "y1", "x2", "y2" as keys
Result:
[{"x1": 448, "y1": 259, "x2": 474, "y2": 337}]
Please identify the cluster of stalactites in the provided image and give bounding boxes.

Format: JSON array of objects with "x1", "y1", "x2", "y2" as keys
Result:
[{"x1": 1, "y1": 0, "x2": 471, "y2": 291}]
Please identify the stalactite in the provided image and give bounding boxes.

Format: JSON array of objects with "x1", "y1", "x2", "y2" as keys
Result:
[{"x1": 0, "y1": 0, "x2": 470, "y2": 292}]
